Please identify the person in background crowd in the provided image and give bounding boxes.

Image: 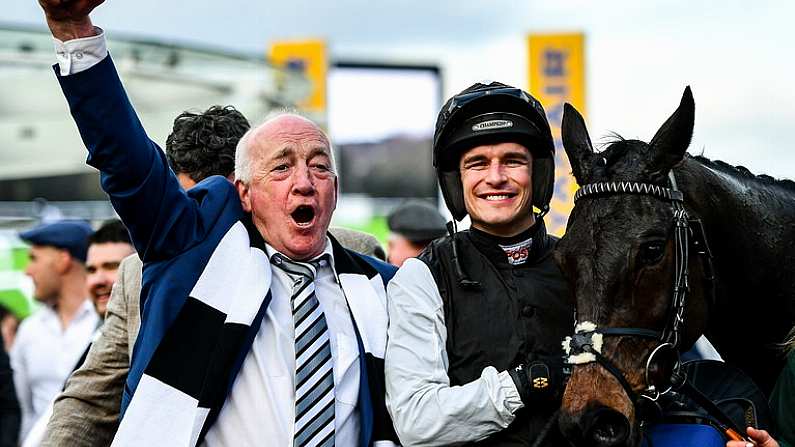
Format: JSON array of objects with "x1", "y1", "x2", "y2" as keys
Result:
[
  {"x1": 11, "y1": 220, "x2": 97, "y2": 439},
  {"x1": 84, "y1": 219, "x2": 135, "y2": 320},
  {"x1": 0, "y1": 334, "x2": 21, "y2": 447},
  {"x1": 165, "y1": 105, "x2": 250, "y2": 190},
  {"x1": 386, "y1": 200, "x2": 447, "y2": 266},
  {"x1": 23, "y1": 219, "x2": 135, "y2": 447},
  {"x1": 38, "y1": 1, "x2": 398, "y2": 442},
  {"x1": 331, "y1": 226, "x2": 386, "y2": 261}
]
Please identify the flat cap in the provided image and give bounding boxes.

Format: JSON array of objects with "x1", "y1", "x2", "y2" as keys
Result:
[
  {"x1": 330, "y1": 227, "x2": 386, "y2": 261},
  {"x1": 387, "y1": 200, "x2": 448, "y2": 242},
  {"x1": 19, "y1": 220, "x2": 93, "y2": 262}
]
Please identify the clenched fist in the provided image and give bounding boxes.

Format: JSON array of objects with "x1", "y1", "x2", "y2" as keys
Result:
[{"x1": 38, "y1": 0, "x2": 105, "y2": 41}]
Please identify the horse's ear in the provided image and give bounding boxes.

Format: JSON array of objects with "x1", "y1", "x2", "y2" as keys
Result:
[
  {"x1": 647, "y1": 86, "x2": 695, "y2": 179},
  {"x1": 562, "y1": 103, "x2": 595, "y2": 185}
]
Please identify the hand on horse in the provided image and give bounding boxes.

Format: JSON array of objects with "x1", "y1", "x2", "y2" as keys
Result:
[
  {"x1": 508, "y1": 353, "x2": 566, "y2": 407},
  {"x1": 725, "y1": 427, "x2": 779, "y2": 447},
  {"x1": 38, "y1": 0, "x2": 105, "y2": 41}
]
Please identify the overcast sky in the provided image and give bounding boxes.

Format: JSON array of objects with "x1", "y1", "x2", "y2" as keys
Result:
[{"x1": 7, "y1": 0, "x2": 794, "y2": 179}]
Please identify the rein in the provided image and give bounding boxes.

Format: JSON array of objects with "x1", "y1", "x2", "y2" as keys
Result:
[{"x1": 563, "y1": 172, "x2": 715, "y2": 405}]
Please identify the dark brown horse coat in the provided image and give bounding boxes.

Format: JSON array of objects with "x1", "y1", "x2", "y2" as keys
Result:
[{"x1": 555, "y1": 87, "x2": 795, "y2": 447}]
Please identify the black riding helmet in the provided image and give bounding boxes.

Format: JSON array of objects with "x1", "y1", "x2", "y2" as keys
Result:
[{"x1": 433, "y1": 81, "x2": 555, "y2": 221}]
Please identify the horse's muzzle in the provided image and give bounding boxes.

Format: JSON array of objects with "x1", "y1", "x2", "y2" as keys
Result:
[{"x1": 560, "y1": 405, "x2": 631, "y2": 447}]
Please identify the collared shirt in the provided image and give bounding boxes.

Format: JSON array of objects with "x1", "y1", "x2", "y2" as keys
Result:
[
  {"x1": 53, "y1": 28, "x2": 108, "y2": 76},
  {"x1": 10, "y1": 299, "x2": 99, "y2": 438},
  {"x1": 203, "y1": 238, "x2": 361, "y2": 446}
]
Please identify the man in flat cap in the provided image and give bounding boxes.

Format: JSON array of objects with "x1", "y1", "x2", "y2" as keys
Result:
[
  {"x1": 10, "y1": 221, "x2": 99, "y2": 439},
  {"x1": 331, "y1": 227, "x2": 387, "y2": 261},
  {"x1": 387, "y1": 200, "x2": 448, "y2": 267}
]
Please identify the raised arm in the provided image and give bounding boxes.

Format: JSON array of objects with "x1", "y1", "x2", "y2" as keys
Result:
[
  {"x1": 42, "y1": 255, "x2": 140, "y2": 446},
  {"x1": 38, "y1": 0, "x2": 219, "y2": 261},
  {"x1": 38, "y1": 0, "x2": 103, "y2": 42}
]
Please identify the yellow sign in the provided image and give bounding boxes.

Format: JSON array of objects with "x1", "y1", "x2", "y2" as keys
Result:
[
  {"x1": 528, "y1": 33, "x2": 586, "y2": 236},
  {"x1": 269, "y1": 39, "x2": 328, "y2": 112}
]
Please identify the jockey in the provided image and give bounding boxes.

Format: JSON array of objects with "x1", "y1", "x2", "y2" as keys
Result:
[{"x1": 384, "y1": 81, "x2": 572, "y2": 446}]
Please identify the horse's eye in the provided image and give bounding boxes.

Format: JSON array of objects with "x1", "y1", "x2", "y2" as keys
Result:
[{"x1": 638, "y1": 241, "x2": 666, "y2": 265}]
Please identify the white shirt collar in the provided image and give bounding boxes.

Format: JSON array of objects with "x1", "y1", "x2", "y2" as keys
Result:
[
  {"x1": 264, "y1": 236, "x2": 336, "y2": 272},
  {"x1": 41, "y1": 298, "x2": 96, "y2": 320}
]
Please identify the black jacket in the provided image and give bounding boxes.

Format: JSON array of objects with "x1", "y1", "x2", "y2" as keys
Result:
[{"x1": 419, "y1": 220, "x2": 573, "y2": 446}]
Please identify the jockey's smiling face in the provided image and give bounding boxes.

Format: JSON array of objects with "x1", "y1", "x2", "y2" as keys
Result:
[
  {"x1": 236, "y1": 115, "x2": 338, "y2": 261},
  {"x1": 459, "y1": 142, "x2": 535, "y2": 237}
]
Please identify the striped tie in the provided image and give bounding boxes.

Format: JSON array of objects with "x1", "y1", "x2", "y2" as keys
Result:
[{"x1": 271, "y1": 253, "x2": 335, "y2": 447}]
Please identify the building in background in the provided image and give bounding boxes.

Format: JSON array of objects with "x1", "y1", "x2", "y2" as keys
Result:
[{"x1": 326, "y1": 62, "x2": 443, "y2": 238}]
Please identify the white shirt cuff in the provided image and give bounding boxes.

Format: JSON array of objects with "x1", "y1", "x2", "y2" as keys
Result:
[
  {"x1": 53, "y1": 28, "x2": 107, "y2": 76},
  {"x1": 497, "y1": 370, "x2": 524, "y2": 413}
]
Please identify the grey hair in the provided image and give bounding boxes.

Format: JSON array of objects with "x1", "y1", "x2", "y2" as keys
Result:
[{"x1": 234, "y1": 109, "x2": 336, "y2": 183}]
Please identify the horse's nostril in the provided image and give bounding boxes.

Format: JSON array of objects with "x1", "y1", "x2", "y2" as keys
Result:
[
  {"x1": 585, "y1": 407, "x2": 630, "y2": 447},
  {"x1": 592, "y1": 421, "x2": 626, "y2": 443}
]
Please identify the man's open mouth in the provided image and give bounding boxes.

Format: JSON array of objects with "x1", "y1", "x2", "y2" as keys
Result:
[{"x1": 291, "y1": 205, "x2": 316, "y2": 226}]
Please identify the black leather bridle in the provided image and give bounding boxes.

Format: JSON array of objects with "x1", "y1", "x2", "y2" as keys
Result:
[{"x1": 562, "y1": 172, "x2": 715, "y2": 405}]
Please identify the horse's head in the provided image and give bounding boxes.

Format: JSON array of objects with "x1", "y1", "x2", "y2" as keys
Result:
[{"x1": 556, "y1": 87, "x2": 711, "y2": 447}]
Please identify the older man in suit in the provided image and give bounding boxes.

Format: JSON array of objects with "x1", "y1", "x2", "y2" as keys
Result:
[
  {"x1": 45, "y1": 230, "x2": 385, "y2": 446},
  {"x1": 43, "y1": 104, "x2": 387, "y2": 446},
  {"x1": 43, "y1": 103, "x2": 250, "y2": 447},
  {"x1": 37, "y1": 0, "x2": 398, "y2": 445}
]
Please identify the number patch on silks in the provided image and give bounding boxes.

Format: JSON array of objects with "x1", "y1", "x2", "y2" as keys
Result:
[{"x1": 528, "y1": 362, "x2": 551, "y2": 391}]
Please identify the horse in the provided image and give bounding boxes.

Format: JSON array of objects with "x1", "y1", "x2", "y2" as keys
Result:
[{"x1": 553, "y1": 87, "x2": 795, "y2": 447}]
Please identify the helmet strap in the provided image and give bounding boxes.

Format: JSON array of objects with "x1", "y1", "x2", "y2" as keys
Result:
[
  {"x1": 446, "y1": 220, "x2": 481, "y2": 290},
  {"x1": 536, "y1": 205, "x2": 550, "y2": 220}
]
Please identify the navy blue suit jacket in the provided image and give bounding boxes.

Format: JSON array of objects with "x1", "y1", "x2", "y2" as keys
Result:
[{"x1": 55, "y1": 55, "x2": 397, "y2": 445}]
